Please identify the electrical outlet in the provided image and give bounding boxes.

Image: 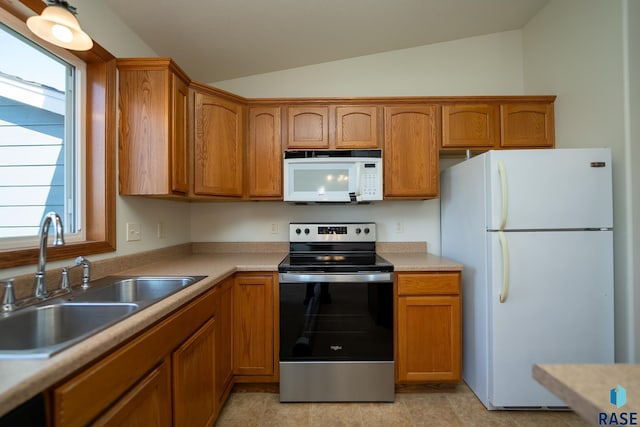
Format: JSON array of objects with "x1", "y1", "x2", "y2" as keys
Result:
[
  {"x1": 394, "y1": 221, "x2": 404, "y2": 233},
  {"x1": 156, "y1": 222, "x2": 165, "y2": 239},
  {"x1": 126, "y1": 223, "x2": 141, "y2": 241},
  {"x1": 270, "y1": 223, "x2": 279, "y2": 234}
]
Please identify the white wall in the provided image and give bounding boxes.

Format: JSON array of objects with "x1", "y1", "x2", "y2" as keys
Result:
[
  {"x1": 629, "y1": 0, "x2": 640, "y2": 364},
  {"x1": 191, "y1": 200, "x2": 441, "y2": 250},
  {"x1": 523, "y1": 0, "x2": 637, "y2": 362},
  {"x1": 212, "y1": 31, "x2": 525, "y2": 98}
]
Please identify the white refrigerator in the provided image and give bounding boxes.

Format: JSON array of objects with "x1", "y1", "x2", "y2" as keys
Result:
[{"x1": 440, "y1": 148, "x2": 615, "y2": 409}]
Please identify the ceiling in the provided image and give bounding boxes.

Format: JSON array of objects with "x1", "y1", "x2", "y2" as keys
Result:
[{"x1": 103, "y1": 0, "x2": 549, "y2": 83}]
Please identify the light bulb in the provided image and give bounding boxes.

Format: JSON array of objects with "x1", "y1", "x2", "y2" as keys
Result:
[{"x1": 51, "y1": 24, "x2": 73, "y2": 43}]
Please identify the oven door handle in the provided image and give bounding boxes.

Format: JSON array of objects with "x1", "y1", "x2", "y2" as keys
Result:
[{"x1": 279, "y1": 272, "x2": 393, "y2": 283}]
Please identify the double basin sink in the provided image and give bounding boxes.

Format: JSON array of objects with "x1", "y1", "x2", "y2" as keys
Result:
[{"x1": 0, "y1": 275, "x2": 206, "y2": 359}]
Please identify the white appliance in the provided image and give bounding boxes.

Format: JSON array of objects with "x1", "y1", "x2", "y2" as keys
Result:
[
  {"x1": 440, "y1": 148, "x2": 614, "y2": 409},
  {"x1": 283, "y1": 150, "x2": 383, "y2": 202}
]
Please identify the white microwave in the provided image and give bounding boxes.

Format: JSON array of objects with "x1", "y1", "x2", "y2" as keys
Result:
[{"x1": 283, "y1": 150, "x2": 383, "y2": 203}]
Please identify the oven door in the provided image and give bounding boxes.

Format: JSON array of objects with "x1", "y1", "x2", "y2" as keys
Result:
[{"x1": 279, "y1": 272, "x2": 393, "y2": 362}]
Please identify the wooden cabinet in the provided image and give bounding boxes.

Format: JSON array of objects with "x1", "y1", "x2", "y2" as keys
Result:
[
  {"x1": 396, "y1": 272, "x2": 462, "y2": 383},
  {"x1": 233, "y1": 273, "x2": 275, "y2": 379},
  {"x1": 501, "y1": 102, "x2": 555, "y2": 148},
  {"x1": 214, "y1": 277, "x2": 234, "y2": 406},
  {"x1": 247, "y1": 106, "x2": 282, "y2": 199},
  {"x1": 442, "y1": 103, "x2": 500, "y2": 150},
  {"x1": 92, "y1": 359, "x2": 172, "y2": 427},
  {"x1": 193, "y1": 86, "x2": 244, "y2": 197},
  {"x1": 383, "y1": 105, "x2": 439, "y2": 199},
  {"x1": 335, "y1": 105, "x2": 379, "y2": 148},
  {"x1": 285, "y1": 105, "x2": 379, "y2": 149},
  {"x1": 117, "y1": 58, "x2": 191, "y2": 196},
  {"x1": 173, "y1": 317, "x2": 217, "y2": 427},
  {"x1": 287, "y1": 106, "x2": 329, "y2": 149}
]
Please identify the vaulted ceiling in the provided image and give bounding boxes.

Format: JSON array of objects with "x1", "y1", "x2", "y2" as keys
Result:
[{"x1": 103, "y1": 0, "x2": 549, "y2": 83}]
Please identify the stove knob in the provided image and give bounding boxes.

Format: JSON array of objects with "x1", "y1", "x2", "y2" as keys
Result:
[
  {"x1": 355, "y1": 228, "x2": 362, "y2": 234},
  {"x1": 304, "y1": 228, "x2": 310, "y2": 235},
  {"x1": 364, "y1": 227, "x2": 370, "y2": 234},
  {"x1": 295, "y1": 228, "x2": 302, "y2": 235}
]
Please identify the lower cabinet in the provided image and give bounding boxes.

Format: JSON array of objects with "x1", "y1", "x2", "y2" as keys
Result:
[
  {"x1": 172, "y1": 317, "x2": 217, "y2": 427},
  {"x1": 92, "y1": 359, "x2": 172, "y2": 427},
  {"x1": 215, "y1": 277, "x2": 234, "y2": 405},
  {"x1": 396, "y1": 272, "x2": 462, "y2": 383},
  {"x1": 233, "y1": 273, "x2": 276, "y2": 380}
]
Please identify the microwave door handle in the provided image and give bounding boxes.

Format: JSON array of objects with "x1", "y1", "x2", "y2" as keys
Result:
[{"x1": 353, "y1": 164, "x2": 362, "y2": 202}]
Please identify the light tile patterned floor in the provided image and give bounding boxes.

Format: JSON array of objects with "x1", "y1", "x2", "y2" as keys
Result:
[{"x1": 215, "y1": 384, "x2": 591, "y2": 427}]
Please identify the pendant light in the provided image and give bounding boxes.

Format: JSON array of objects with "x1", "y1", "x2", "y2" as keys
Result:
[{"x1": 26, "y1": 0, "x2": 93, "y2": 51}]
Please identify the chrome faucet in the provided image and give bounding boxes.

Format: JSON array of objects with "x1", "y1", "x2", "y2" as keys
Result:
[{"x1": 34, "y1": 212, "x2": 65, "y2": 298}]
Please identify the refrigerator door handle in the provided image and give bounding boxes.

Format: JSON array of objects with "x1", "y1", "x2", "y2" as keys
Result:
[
  {"x1": 498, "y1": 230, "x2": 510, "y2": 303},
  {"x1": 497, "y1": 160, "x2": 508, "y2": 231}
]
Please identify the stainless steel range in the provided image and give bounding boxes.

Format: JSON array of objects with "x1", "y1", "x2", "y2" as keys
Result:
[{"x1": 278, "y1": 222, "x2": 394, "y2": 402}]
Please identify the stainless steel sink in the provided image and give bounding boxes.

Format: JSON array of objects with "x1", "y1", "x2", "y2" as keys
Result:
[
  {"x1": 0, "y1": 303, "x2": 138, "y2": 359},
  {"x1": 74, "y1": 276, "x2": 204, "y2": 303},
  {"x1": 0, "y1": 275, "x2": 206, "y2": 359}
]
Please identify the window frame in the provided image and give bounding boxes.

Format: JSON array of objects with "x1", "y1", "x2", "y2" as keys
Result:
[{"x1": 0, "y1": 0, "x2": 116, "y2": 269}]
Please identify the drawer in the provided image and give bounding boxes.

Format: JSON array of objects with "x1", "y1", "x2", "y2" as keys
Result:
[{"x1": 397, "y1": 272, "x2": 460, "y2": 296}]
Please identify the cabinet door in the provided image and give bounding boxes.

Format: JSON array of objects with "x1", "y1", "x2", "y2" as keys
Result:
[
  {"x1": 172, "y1": 317, "x2": 216, "y2": 427},
  {"x1": 442, "y1": 103, "x2": 499, "y2": 149},
  {"x1": 171, "y1": 73, "x2": 189, "y2": 193},
  {"x1": 233, "y1": 273, "x2": 274, "y2": 376},
  {"x1": 194, "y1": 91, "x2": 244, "y2": 196},
  {"x1": 501, "y1": 103, "x2": 554, "y2": 148},
  {"x1": 118, "y1": 67, "x2": 171, "y2": 195},
  {"x1": 287, "y1": 106, "x2": 329, "y2": 149},
  {"x1": 92, "y1": 359, "x2": 171, "y2": 427},
  {"x1": 248, "y1": 107, "x2": 282, "y2": 198},
  {"x1": 383, "y1": 105, "x2": 439, "y2": 198},
  {"x1": 397, "y1": 295, "x2": 461, "y2": 382},
  {"x1": 215, "y1": 278, "x2": 234, "y2": 406},
  {"x1": 335, "y1": 105, "x2": 379, "y2": 148}
]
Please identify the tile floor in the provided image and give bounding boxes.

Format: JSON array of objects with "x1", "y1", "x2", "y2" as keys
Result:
[{"x1": 215, "y1": 384, "x2": 591, "y2": 427}]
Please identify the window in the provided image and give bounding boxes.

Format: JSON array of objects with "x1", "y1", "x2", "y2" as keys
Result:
[
  {"x1": 0, "y1": 21, "x2": 84, "y2": 246},
  {"x1": 0, "y1": 2, "x2": 115, "y2": 269}
]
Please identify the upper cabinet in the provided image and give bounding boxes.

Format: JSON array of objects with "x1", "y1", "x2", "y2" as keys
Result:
[
  {"x1": 286, "y1": 106, "x2": 329, "y2": 149},
  {"x1": 440, "y1": 98, "x2": 555, "y2": 152},
  {"x1": 383, "y1": 105, "x2": 440, "y2": 199},
  {"x1": 117, "y1": 58, "x2": 191, "y2": 196},
  {"x1": 335, "y1": 105, "x2": 379, "y2": 148},
  {"x1": 501, "y1": 102, "x2": 555, "y2": 148},
  {"x1": 116, "y1": 57, "x2": 555, "y2": 202},
  {"x1": 248, "y1": 106, "x2": 283, "y2": 199},
  {"x1": 192, "y1": 85, "x2": 244, "y2": 198},
  {"x1": 442, "y1": 103, "x2": 500, "y2": 150},
  {"x1": 284, "y1": 105, "x2": 379, "y2": 149}
]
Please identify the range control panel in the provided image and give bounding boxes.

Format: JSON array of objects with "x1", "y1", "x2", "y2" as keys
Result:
[{"x1": 289, "y1": 223, "x2": 377, "y2": 242}]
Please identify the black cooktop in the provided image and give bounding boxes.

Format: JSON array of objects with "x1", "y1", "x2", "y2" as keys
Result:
[{"x1": 278, "y1": 252, "x2": 394, "y2": 273}]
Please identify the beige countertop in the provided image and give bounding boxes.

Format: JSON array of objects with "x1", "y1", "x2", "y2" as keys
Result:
[
  {"x1": 0, "y1": 248, "x2": 459, "y2": 417},
  {"x1": 533, "y1": 364, "x2": 640, "y2": 425},
  {"x1": 380, "y1": 252, "x2": 463, "y2": 271}
]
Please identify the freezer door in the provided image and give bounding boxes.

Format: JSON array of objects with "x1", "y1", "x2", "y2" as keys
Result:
[
  {"x1": 486, "y1": 148, "x2": 613, "y2": 230},
  {"x1": 488, "y1": 230, "x2": 614, "y2": 408}
]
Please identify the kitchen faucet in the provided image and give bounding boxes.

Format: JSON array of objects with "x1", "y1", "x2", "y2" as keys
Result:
[{"x1": 33, "y1": 212, "x2": 65, "y2": 299}]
